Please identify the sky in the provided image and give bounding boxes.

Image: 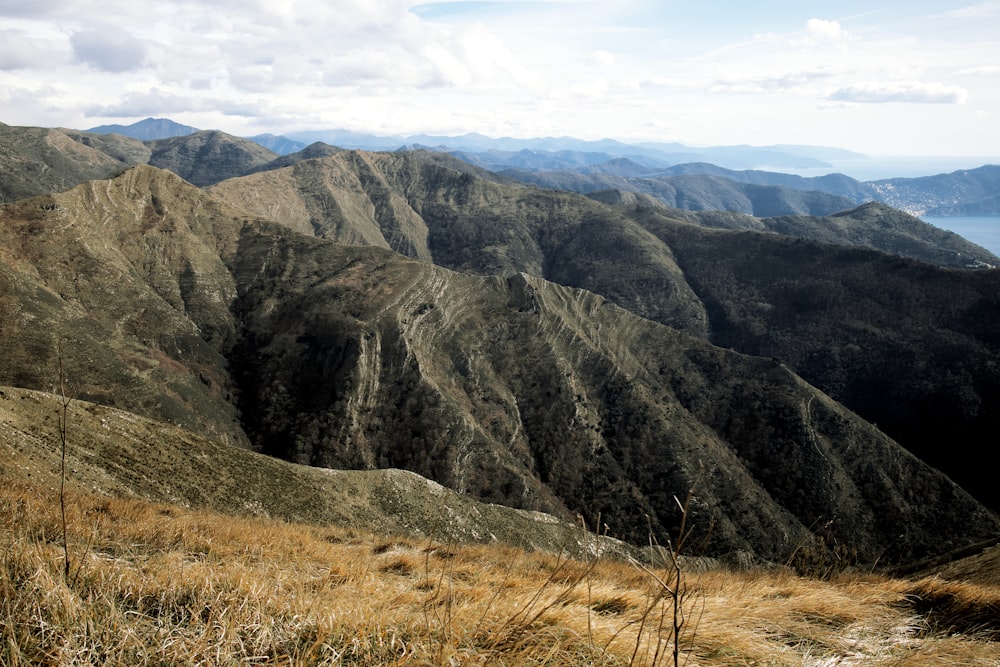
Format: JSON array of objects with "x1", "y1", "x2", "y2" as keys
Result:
[{"x1": 1, "y1": 0, "x2": 998, "y2": 157}]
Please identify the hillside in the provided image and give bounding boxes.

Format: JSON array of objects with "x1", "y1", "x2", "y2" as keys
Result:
[
  {"x1": 4, "y1": 120, "x2": 994, "y2": 220},
  {"x1": 3, "y1": 166, "x2": 997, "y2": 564},
  {"x1": 629, "y1": 210, "x2": 1000, "y2": 511},
  {"x1": 207, "y1": 151, "x2": 711, "y2": 334},
  {"x1": 0, "y1": 123, "x2": 129, "y2": 203},
  {"x1": 145, "y1": 130, "x2": 280, "y2": 186},
  {"x1": 639, "y1": 200, "x2": 997, "y2": 269},
  {"x1": 871, "y1": 166, "x2": 1000, "y2": 216},
  {"x1": 4, "y1": 434, "x2": 1000, "y2": 665},
  {"x1": 0, "y1": 385, "x2": 624, "y2": 555},
  {"x1": 86, "y1": 116, "x2": 199, "y2": 140},
  {"x1": 499, "y1": 160, "x2": 1000, "y2": 219}
]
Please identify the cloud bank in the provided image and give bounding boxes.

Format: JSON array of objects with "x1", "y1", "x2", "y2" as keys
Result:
[{"x1": 829, "y1": 81, "x2": 970, "y2": 105}]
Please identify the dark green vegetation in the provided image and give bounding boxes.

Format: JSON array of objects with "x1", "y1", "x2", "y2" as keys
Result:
[
  {"x1": 637, "y1": 215, "x2": 1000, "y2": 512},
  {"x1": 1, "y1": 121, "x2": 999, "y2": 570},
  {"x1": 206, "y1": 153, "x2": 1000, "y2": 518}
]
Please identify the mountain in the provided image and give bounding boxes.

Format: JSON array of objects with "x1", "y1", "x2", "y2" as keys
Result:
[
  {"x1": 3, "y1": 165, "x2": 998, "y2": 565},
  {"x1": 611, "y1": 198, "x2": 997, "y2": 269},
  {"x1": 86, "y1": 117, "x2": 306, "y2": 157},
  {"x1": 628, "y1": 208, "x2": 1000, "y2": 511},
  {"x1": 248, "y1": 141, "x2": 346, "y2": 173},
  {"x1": 145, "y1": 130, "x2": 279, "y2": 186},
  {"x1": 446, "y1": 149, "x2": 668, "y2": 173},
  {"x1": 206, "y1": 151, "x2": 711, "y2": 333},
  {"x1": 247, "y1": 133, "x2": 307, "y2": 155},
  {"x1": 495, "y1": 160, "x2": 1000, "y2": 219},
  {"x1": 927, "y1": 193, "x2": 1000, "y2": 216},
  {"x1": 500, "y1": 168, "x2": 858, "y2": 217},
  {"x1": 4, "y1": 120, "x2": 994, "y2": 220},
  {"x1": 87, "y1": 117, "x2": 199, "y2": 141},
  {"x1": 0, "y1": 124, "x2": 279, "y2": 193},
  {"x1": 869, "y1": 165, "x2": 1000, "y2": 216},
  {"x1": 59, "y1": 127, "x2": 153, "y2": 165},
  {"x1": 282, "y1": 130, "x2": 861, "y2": 170},
  {"x1": 3, "y1": 121, "x2": 1000, "y2": 552},
  {"x1": 646, "y1": 163, "x2": 1000, "y2": 217},
  {"x1": 650, "y1": 162, "x2": 876, "y2": 201},
  {"x1": 0, "y1": 166, "x2": 248, "y2": 443}
]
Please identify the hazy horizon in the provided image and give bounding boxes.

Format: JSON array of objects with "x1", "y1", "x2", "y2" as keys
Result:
[{"x1": 1, "y1": 1, "x2": 998, "y2": 158}]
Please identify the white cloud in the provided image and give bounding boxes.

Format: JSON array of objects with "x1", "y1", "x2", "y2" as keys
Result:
[
  {"x1": 83, "y1": 88, "x2": 228, "y2": 117},
  {"x1": 957, "y1": 65, "x2": 1000, "y2": 76},
  {"x1": 71, "y1": 25, "x2": 148, "y2": 72},
  {"x1": 805, "y1": 19, "x2": 844, "y2": 42},
  {"x1": 85, "y1": 90, "x2": 175, "y2": 116},
  {"x1": 710, "y1": 70, "x2": 833, "y2": 95},
  {"x1": 828, "y1": 81, "x2": 970, "y2": 104}
]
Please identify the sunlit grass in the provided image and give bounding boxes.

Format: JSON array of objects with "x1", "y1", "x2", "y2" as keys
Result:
[{"x1": 2, "y1": 479, "x2": 998, "y2": 665}]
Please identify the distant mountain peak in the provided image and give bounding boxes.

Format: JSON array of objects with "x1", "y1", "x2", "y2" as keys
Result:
[{"x1": 86, "y1": 117, "x2": 199, "y2": 141}]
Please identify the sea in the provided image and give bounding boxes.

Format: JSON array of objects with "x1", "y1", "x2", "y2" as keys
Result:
[{"x1": 920, "y1": 216, "x2": 1000, "y2": 259}]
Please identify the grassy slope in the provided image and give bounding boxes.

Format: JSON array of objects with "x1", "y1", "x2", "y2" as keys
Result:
[
  {"x1": 3, "y1": 411, "x2": 999, "y2": 666},
  {"x1": 0, "y1": 386, "x2": 638, "y2": 557}
]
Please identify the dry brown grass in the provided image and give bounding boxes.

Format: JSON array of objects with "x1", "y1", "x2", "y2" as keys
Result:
[{"x1": 2, "y1": 479, "x2": 999, "y2": 666}]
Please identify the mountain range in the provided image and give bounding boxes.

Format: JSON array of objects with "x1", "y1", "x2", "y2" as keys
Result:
[
  {"x1": 2, "y1": 117, "x2": 1000, "y2": 569},
  {"x1": 503, "y1": 161, "x2": 1000, "y2": 217},
  {"x1": 70, "y1": 117, "x2": 1000, "y2": 217}
]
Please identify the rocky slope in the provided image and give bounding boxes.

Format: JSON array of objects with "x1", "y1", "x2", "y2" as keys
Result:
[
  {"x1": 207, "y1": 151, "x2": 711, "y2": 334},
  {"x1": 3, "y1": 166, "x2": 997, "y2": 564},
  {"x1": 0, "y1": 166, "x2": 247, "y2": 443}
]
